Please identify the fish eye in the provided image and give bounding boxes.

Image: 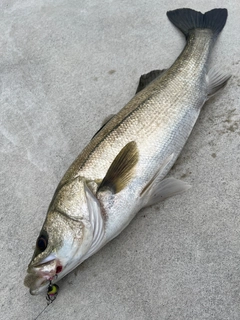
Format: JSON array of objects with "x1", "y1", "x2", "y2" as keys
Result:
[{"x1": 36, "y1": 233, "x2": 48, "y2": 252}]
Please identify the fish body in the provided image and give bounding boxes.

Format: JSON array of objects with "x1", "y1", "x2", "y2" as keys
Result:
[{"x1": 24, "y1": 8, "x2": 230, "y2": 295}]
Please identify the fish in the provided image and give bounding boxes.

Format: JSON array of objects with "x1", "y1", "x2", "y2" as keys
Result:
[{"x1": 24, "y1": 8, "x2": 230, "y2": 295}]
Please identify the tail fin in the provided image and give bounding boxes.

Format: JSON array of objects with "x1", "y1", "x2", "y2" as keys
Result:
[{"x1": 167, "y1": 8, "x2": 228, "y2": 38}]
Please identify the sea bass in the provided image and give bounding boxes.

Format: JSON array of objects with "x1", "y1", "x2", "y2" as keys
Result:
[{"x1": 24, "y1": 8, "x2": 230, "y2": 295}]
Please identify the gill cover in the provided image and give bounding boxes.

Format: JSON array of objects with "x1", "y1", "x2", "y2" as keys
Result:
[
  {"x1": 24, "y1": 177, "x2": 105, "y2": 294},
  {"x1": 49, "y1": 176, "x2": 105, "y2": 266}
]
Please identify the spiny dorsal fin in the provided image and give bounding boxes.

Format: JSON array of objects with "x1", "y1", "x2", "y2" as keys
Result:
[
  {"x1": 92, "y1": 114, "x2": 116, "y2": 140},
  {"x1": 98, "y1": 141, "x2": 139, "y2": 194},
  {"x1": 93, "y1": 70, "x2": 166, "y2": 140},
  {"x1": 136, "y1": 69, "x2": 166, "y2": 93}
]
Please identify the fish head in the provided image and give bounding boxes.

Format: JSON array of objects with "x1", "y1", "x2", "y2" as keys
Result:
[
  {"x1": 24, "y1": 177, "x2": 102, "y2": 295},
  {"x1": 24, "y1": 210, "x2": 92, "y2": 295}
]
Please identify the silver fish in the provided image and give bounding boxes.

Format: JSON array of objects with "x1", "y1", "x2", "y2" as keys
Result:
[{"x1": 24, "y1": 8, "x2": 230, "y2": 295}]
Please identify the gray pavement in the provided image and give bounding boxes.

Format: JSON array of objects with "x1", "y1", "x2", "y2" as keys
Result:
[{"x1": 1, "y1": 0, "x2": 240, "y2": 319}]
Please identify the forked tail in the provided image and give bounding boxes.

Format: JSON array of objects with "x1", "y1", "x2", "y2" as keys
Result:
[{"x1": 167, "y1": 8, "x2": 228, "y2": 39}]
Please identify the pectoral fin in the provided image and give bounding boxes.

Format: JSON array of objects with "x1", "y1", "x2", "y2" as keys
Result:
[
  {"x1": 98, "y1": 141, "x2": 139, "y2": 194},
  {"x1": 140, "y1": 154, "x2": 191, "y2": 207}
]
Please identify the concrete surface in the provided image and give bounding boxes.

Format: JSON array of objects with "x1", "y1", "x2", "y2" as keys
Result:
[{"x1": 1, "y1": 0, "x2": 239, "y2": 319}]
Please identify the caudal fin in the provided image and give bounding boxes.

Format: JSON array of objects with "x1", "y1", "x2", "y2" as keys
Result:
[{"x1": 167, "y1": 8, "x2": 228, "y2": 39}]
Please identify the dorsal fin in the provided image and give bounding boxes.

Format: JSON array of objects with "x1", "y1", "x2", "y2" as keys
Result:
[
  {"x1": 98, "y1": 141, "x2": 139, "y2": 194},
  {"x1": 92, "y1": 114, "x2": 115, "y2": 139},
  {"x1": 136, "y1": 69, "x2": 166, "y2": 93},
  {"x1": 92, "y1": 70, "x2": 166, "y2": 139}
]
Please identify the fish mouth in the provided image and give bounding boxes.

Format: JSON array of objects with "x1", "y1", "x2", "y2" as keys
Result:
[
  {"x1": 29, "y1": 279, "x2": 50, "y2": 295},
  {"x1": 24, "y1": 272, "x2": 50, "y2": 295},
  {"x1": 24, "y1": 258, "x2": 60, "y2": 295}
]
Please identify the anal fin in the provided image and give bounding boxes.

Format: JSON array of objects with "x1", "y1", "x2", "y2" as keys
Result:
[{"x1": 207, "y1": 68, "x2": 231, "y2": 98}]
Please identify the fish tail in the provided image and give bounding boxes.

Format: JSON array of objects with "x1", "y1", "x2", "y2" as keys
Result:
[{"x1": 167, "y1": 8, "x2": 228, "y2": 39}]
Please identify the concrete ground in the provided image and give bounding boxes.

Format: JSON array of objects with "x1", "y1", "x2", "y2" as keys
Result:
[{"x1": 1, "y1": 0, "x2": 239, "y2": 319}]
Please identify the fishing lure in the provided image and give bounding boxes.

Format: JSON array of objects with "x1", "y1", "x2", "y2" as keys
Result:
[
  {"x1": 34, "y1": 282, "x2": 59, "y2": 320},
  {"x1": 46, "y1": 283, "x2": 59, "y2": 303}
]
